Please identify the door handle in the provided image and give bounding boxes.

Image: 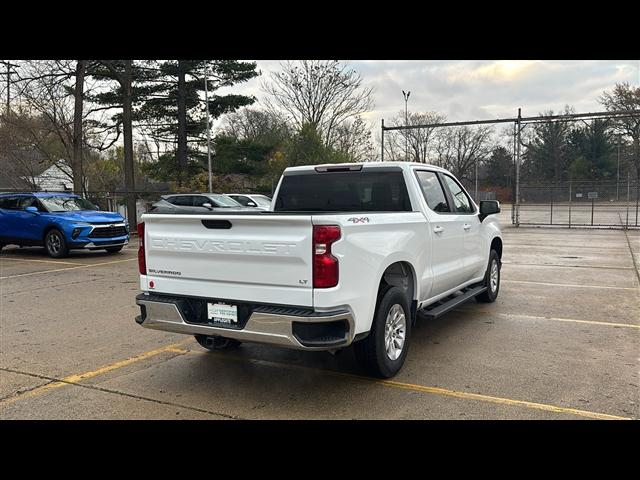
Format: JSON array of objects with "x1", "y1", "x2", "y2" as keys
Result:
[
  {"x1": 433, "y1": 226, "x2": 444, "y2": 234},
  {"x1": 463, "y1": 223, "x2": 471, "y2": 231}
]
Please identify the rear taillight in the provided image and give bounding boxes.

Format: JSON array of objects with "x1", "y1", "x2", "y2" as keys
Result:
[
  {"x1": 313, "y1": 225, "x2": 341, "y2": 288},
  {"x1": 137, "y1": 222, "x2": 146, "y2": 275}
]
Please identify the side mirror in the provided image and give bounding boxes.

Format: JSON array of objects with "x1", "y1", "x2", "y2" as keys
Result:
[
  {"x1": 479, "y1": 200, "x2": 500, "y2": 221},
  {"x1": 25, "y1": 206, "x2": 39, "y2": 214},
  {"x1": 202, "y1": 202, "x2": 213, "y2": 210},
  {"x1": 247, "y1": 201, "x2": 257, "y2": 207}
]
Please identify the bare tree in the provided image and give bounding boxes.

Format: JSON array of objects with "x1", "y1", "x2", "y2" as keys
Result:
[
  {"x1": 3, "y1": 61, "x2": 78, "y2": 189},
  {"x1": 331, "y1": 116, "x2": 375, "y2": 162},
  {"x1": 261, "y1": 60, "x2": 374, "y2": 148},
  {"x1": 220, "y1": 108, "x2": 290, "y2": 144},
  {"x1": 8, "y1": 60, "x2": 121, "y2": 193},
  {"x1": 383, "y1": 111, "x2": 446, "y2": 162},
  {"x1": 435, "y1": 125, "x2": 495, "y2": 181}
]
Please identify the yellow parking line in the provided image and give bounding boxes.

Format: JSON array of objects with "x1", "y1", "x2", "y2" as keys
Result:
[
  {"x1": 0, "y1": 339, "x2": 193, "y2": 410},
  {"x1": 375, "y1": 380, "x2": 629, "y2": 420},
  {"x1": 0, "y1": 258, "x2": 136, "y2": 280},
  {"x1": 190, "y1": 351, "x2": 630, "y2": 420},
  {"x1": 86, "y1": 258, "x2": 137, "y2": 267},
  {"x1": 0, "y1": 265, "x2": 86, "y2": 279},
  {"x1": 0, "y1": 257, "x2": 85, "y2": 266},
  {"x1": 0, "y1": 336, "x2": 629, "y2": 420}
]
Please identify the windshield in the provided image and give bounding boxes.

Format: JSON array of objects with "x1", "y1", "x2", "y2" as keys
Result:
[
  {"x1": 251, "y1": 195, "x2": 272, "y2": 207},
  {"x1": 210, "y1": 195, "x2": 242, "y2": 207},
  {"x1": 39, "y1": 196, "x2": 98, "y2": 212}
]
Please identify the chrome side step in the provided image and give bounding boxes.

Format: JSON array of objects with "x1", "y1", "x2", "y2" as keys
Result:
[{"x1": 420, "y1": 285, "x2": 486, "y2": 319}]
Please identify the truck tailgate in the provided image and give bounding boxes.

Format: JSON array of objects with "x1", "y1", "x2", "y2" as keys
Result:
[{"x1": 142, "y1": 213, "x2": 314, "y2": 306}]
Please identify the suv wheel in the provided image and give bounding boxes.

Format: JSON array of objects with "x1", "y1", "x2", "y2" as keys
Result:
[
  {"x1": 476, "y1": 249, "x2": 500, "y2": 303},
  {"x1": 194, "y1": 334, "x2": 242, "y2": 351},
  {"x1": 354, "y1": 286, "x2": 412, "y2": 378},
  {"x1": 44, "y1": 229, "x2": 69, "y2": 258}
]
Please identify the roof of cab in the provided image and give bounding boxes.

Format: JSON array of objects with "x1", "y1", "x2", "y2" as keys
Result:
[{"x1": 283, "y1": 161, "x2": 449, "y2": 174}]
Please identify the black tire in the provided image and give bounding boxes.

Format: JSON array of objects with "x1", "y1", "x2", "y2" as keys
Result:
[
  {"x1": 44, "y1": 229, "x2": 69, "y2": 258},
  {"x1": 354, "y1": 286, "x2": 412, "y2": 378},
  {"x1": 476, "y1": 249, "x2": 501, "y2": 303},
  {"x1": 194, "y1": 334, "x2": 242, "y2": 351},
  {"x1": 105, "y1": 246, "x2": 124, "y2": 254}
]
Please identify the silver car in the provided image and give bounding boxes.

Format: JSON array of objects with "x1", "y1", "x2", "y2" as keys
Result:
[
  {"x1": 149, "y1": 194, "x2": 248, "y2": 213},
  {"x1": 225, "y1": 193, "x2": 272, "y2": 211}
]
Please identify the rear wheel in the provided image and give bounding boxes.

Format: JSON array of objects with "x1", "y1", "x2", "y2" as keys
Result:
[
  {"x1": 44, "y1": 229, "x2": 68, "y2": 258},
  {"x1": 476, "y1": 249, "x2": 500, "y2": 303},
  {"x1": 105, "y1": 246, "x2": 124, "y2": 254},
  {"x1": 194, "y1": 334, "x2": 242, "y2": 351},
  {"x1": 354, "y1": 286, "x2": 412, "y2": 378}
]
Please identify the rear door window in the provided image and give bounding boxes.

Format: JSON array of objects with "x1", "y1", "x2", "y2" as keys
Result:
[
  {"x1": 230, "y1": 195, "x2": 251, "y2": 206},
  {"x1": 170, "y1": 196, "x2": 193, "y2": 206},
  {"x1": 415, "y1": 171, "x2": 451, "y2": 213},
  {"x1": 0, "y1": 196, "x2": 21, "y2": 210},
  {"x1": 274, "y1": 170, "x2": 412, "y2": 212}
]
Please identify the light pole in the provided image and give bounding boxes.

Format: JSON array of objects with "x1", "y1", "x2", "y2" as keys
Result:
[
  {"x1": 402, "y1": 90, "x2": 410, "y2": 161},
  {"x1": 1, "y1": 61, "x2": 19, "y2": 115},
  {"x1": 204, "y1": 69, "x2": 213, "y2": 193},
  {"x1": 615, "y1": 134, "x2": 621, "y2": 201}
]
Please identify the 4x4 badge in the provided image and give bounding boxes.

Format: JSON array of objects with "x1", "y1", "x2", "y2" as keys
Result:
[{"x1": 347, "y1": 217, "x2": 369, "y2": 224}]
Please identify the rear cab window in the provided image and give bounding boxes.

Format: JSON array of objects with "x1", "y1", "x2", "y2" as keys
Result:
[{"x1": 274, "y1": 169, "x2": 413, "y2": 212}]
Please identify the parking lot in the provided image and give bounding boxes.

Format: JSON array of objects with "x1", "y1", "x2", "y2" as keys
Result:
[{"x1": 1, "y1": 212, "x2": 639, "y2": 420}]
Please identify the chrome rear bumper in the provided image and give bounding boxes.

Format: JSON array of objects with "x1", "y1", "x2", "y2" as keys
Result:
[{"x1": 135, "y1": 293, "x2": 355, "y2": 351}]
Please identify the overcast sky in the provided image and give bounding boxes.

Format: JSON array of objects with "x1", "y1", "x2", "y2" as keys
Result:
[{"x1": 219, "y1": 60, "x2": 639, "y2": 132}]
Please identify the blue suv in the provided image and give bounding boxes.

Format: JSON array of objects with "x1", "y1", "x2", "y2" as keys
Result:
[{"x1": 0, "y1": 193, "x2": 130, "y2": 258}]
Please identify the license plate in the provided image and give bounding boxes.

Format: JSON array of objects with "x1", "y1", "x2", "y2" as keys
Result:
[{"x1": 207, "y1": 302, "x2": 238, "y2": 325}]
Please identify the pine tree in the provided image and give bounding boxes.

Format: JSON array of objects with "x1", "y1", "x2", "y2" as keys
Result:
[{"x1": 137, "y1": 60, "x2": 259, "y2": 184}]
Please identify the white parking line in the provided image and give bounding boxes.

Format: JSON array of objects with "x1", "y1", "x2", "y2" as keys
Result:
[
  {"x1": 456, "y1": 309, "x2": 640, "y2": 330},
  {"x1": 502, "y1": 279, "x2": 638, "y2": 291}
]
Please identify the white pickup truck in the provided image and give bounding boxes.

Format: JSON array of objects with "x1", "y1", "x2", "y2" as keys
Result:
[{"x1": 135, "y1": 162, "x2": 502, "y2": 377}]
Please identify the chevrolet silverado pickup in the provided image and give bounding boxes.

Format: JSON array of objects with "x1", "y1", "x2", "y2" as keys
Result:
[{"x1": 135, "y1": 162, "x2": 502, "y2": 377}]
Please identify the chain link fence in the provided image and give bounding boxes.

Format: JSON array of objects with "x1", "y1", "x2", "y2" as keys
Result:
[{"x1": 513, "y1": 178, "x2": 639, "y2": 228}]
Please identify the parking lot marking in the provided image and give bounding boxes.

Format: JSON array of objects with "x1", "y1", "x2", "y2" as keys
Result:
[
  {"x1": 189, "y1": 351, "x2": 630, "y2": 420},
  {"x1": 0, "y1": 258, "x2": 137, "y2": 280},
  {"x1": 621, "y1": 227, "x2": 640, "y2": 283},
  {"x1": 0, "y1": 339, "x2": 193, "y2": 410},
  {"x1": 375, "y1": 380, "x2": 629, "y2": 420},
  {"x1": 0, "y1": 257, "x2": 85, "y2": 266},
  {"x1": 501, "y1": 262, "x2": 634, "y2": 271},
  {"x1": 502, "y1": 279, "x2": 638, "y2": 291},
  {"x1": 1, "y1": 339, "x2": 631, "y2": 420},
  {"x1": 456, "y1": 309, "x2": 640, "y2": 330}
]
